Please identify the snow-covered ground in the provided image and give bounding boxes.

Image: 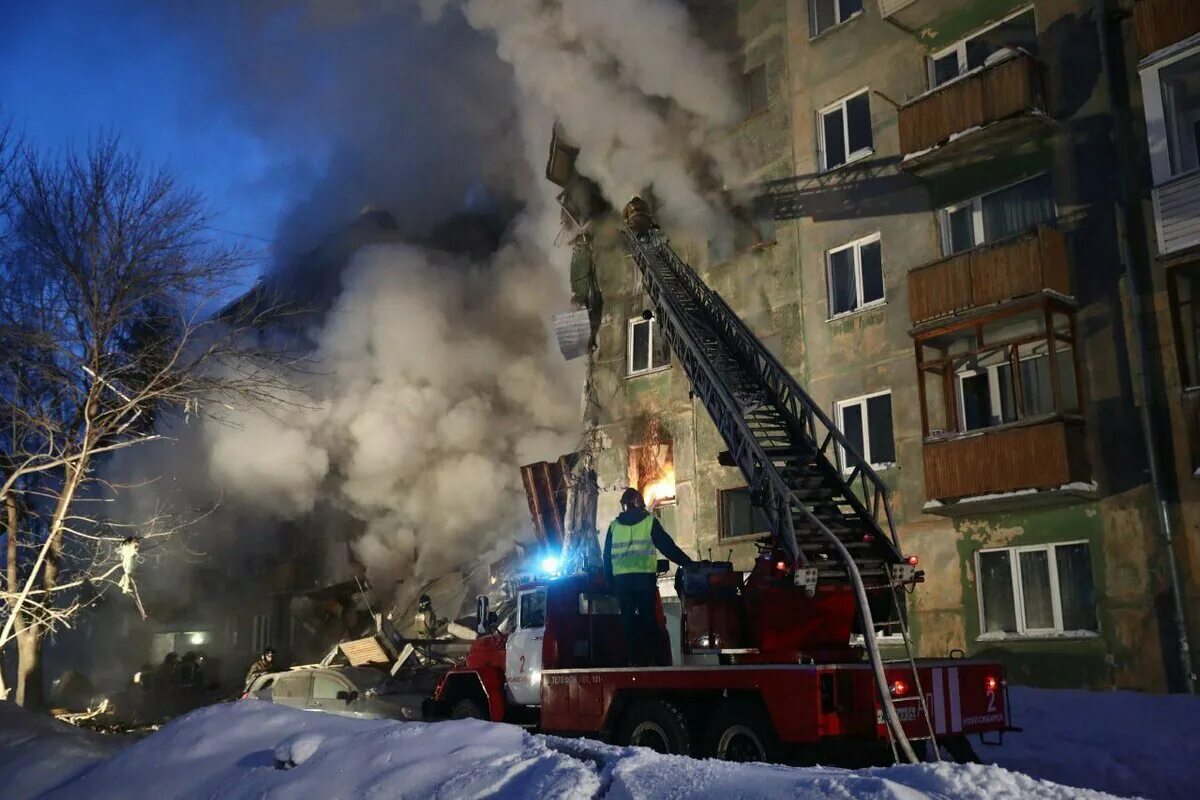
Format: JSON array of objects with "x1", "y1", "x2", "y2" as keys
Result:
[{"x1": 1, "y1": 686, "x2": 1196, "y2": 800}]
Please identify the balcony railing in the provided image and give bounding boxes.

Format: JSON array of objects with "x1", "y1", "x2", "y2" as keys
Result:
[
  {"x1": 1153, "y1": 171, "x2": 1200, "y2": 256},
  {"x1": 898, "y1": 52, "x2": 1047, "y2": 163},
  {"x1": 1134, "y1": 0, "x2": 1200, "y2": 59},
  {"x1": 923, "y1": 417, "x2": 1089, "y2": 503},
  {"x1": 908, "y1": 226, "x2": 1070, "y2": 326}
]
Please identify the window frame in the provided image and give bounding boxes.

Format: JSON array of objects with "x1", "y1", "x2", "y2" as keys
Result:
[
  {"x1": 826, "y1": 232, "x2": 885, "y2": 319},
  {"x1": 937, "y1": 172, "x2": 1056, "y2": 256},
  {"x1": 626, "y1": 316, "x2": 670, "y2": 377},
  {"x1": 926, "y1": 6, "x2": 1037, "y2": 89},
  {"x1": 974, "y1": 540, "x2": 1099, "y2": 640},
  {"x1": 808, "y1": 0, "x2": 864, "y2": 40},
  {"x1": 1139, "y1": 40, "x2": 1200, "y2": 186},
  {"x1": 817, "y1": 88, "x2": 873, "y2": 172},
  {"x1": 833, "y1": 389, "x2": 895, "y2": 473},
  {"x1": 742, "y1": 64, "x2": 769, "y2": 118},
  {"x1": 717, "y1": 486, "x2": 772, "y2": 542},
  {"x1": 954, "y1": 344, "x2": 1078, "y2": 432}
]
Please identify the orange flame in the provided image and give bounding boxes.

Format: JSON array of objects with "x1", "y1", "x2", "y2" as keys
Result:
[{"x1": 642, "y1": 464, "x2": 676, "y2": 509}]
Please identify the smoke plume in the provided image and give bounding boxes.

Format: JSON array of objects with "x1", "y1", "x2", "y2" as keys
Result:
[{"x1": 118, "y1": 0, "x2": 741, "y2": 607}]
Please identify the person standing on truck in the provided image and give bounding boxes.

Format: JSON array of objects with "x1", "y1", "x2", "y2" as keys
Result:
[{"x1": 604, "y1": 487, "x2": 694, "y2": 666}]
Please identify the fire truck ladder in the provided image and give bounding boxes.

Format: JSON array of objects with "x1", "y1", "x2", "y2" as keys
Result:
[{"x1": 622, "y1": 204, "x2": 933, "y2": 763}]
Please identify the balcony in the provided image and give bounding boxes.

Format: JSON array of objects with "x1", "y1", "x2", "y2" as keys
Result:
[
  {"x1": 922, "y1": 418, "x2": 1092, "y2": 512},
  {"x1": 908, "y1": 226, "x2": 1071, "y2": 326},
  {"x1": 877, "y1": 0, "x2": 961, "y2": 33},
  {"x1": 1153, "y1": 171, "x2": 1200, "y2": 256},
  {"x1": 1134, "y1": 0, "x2": 1200, "y2": 60},
  {"x1": 898, "y1": 52, "x2": 1049, "y2": 176}
]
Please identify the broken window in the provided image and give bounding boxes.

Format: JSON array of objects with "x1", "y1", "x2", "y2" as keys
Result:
[
  {"x1": 834, "y1": 390, "x2": 895, "y2": 471},
  {"x1": 819, "y1": 89, "x2": 872, "y2": 171},
  {"x1": 827, "y1": 233, "x2": 883, "y2": 317},
  {"x1": 809, "y1": 0, "x2": 862, "y2": 38},
  {"x1": 938, "y1": 173, "x2": 1056, "y2": 255},
  {"x1": 977, "y1": 541, "x2": 1097, "y2": 636},
  {"x1": 742, "y1": 65, "x2": 768, "y2": 117},
  {"x1": 628, "y1": 441, "x2": 676, "y2": 509},
  {"x1": 627, "y1": 316, "x2": 670, "y2": 375},
  {"x1": 928, "y1": 8, "x2": 1038, "y2": 88},
  {"x1": 718, "y1": 487, "x2": 771, "y2": 541}
]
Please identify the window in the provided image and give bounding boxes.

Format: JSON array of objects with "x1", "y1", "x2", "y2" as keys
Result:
[
  {"x1": 827, "y1": 234, "x2": 883, "y2": 317},
  {"x1": 519, "y1": 589, "x2": 546, "y2": 629},
  {"x1": 1170, "y1": 272, "x2": 1200, "y2": 388},
  {"x1": 809, "y1": 0, "x2": 863, "y2": 38},
  {"x1": 252, "y1": 613, "x2": 272, "y2": 654},
  {"x1": 1142, "y1": 46, "x2": 1200, "y2": 185},
  {"x1": 627, "y1": 317, "x2": 670, "y2": 376},
  {"x1": 312, "y1": 674, "x2": 348, "y2": 700},
  {"x1": 1161, "y1": 52, "x2": 1200, "y2": 177},
  {"x1": 976, "y1": 541, "x2": 1097, "y2": 636},
  {"x1": 955, "y1": 347, "x2": 1078, "y2": 432},
  {"x1": 719, "y1": 487, "x2": 772, "y2": 541},
  {"x1": 939, "y1": 173, "x2": 1055, "y2": 255},
  {"x1": 819, "y1": 90, "x2": 872, "y2": 170},
  {"x1": 835, "y1": 391, "x2": 895, "y2": 470},
  {"x1": 272, "y1": 673, "x2": 310, "y2": 700},
  {"x1": 928, "y1": 8, "x2": 1037, "y2": 88},
  {"x1": 707, "y1": 197, "x2": 777, "y2": 264},
  {"x1": 742, "y1": 66, "x2": 768, "y2": 117}
]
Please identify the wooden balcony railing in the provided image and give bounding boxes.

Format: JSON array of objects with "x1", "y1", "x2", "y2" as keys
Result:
[
  {"x1": 923, "y1": 418, "x2": 1089, "y2": 502},
  {"x1": 899, "y1": 53, "x2": 1046, "y2": 159},
  {"x1": 908, "y1": 226, "x2": 1070, "y2": 325},
  {"x1": 1134, "y1": 0, "x2": 1200, "y2": 59}
]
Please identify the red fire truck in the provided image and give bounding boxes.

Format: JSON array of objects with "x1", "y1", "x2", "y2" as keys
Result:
[{"x1": 428, "y1": 200, "x2": 1012, "y2": 764}]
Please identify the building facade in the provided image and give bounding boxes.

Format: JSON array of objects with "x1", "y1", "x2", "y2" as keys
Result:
[{"x1": 557, "y1": 0, "x2": 1199, "y2": 691}]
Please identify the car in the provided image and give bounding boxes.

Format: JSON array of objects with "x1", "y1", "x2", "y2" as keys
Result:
[{"x1": 242, "y1": 665, "x2": 427, "y2": 721}]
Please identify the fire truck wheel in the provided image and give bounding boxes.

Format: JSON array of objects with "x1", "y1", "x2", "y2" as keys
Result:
[
  {"x1": 617, "y1": 699, "x2": 691, "y2": 756},
  {"x1": 449, "y1": 697, "x2": 487, "y2": 720},
  {"x1": 703, "y1": 702, "x2": 778, "y2": 763}
]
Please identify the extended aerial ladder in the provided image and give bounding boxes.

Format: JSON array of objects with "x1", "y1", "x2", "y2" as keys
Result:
[{"x1": 620, "y1": 197, "x2": 932, "y2": 762}]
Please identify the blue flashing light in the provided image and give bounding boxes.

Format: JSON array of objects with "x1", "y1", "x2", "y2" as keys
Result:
[{"x1": 540, "y1": 555, "x2": 561, "y2": 575}]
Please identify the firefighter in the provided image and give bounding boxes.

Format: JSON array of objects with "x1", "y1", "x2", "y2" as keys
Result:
[
  {"x1": 244, "y1": 646, "x2": 276, "y2": 687},
  {"x1": 603, "y1": 487, "x2": 693, "y2": 666}
]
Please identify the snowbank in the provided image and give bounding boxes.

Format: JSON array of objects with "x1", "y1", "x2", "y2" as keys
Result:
[
  {"x1": 0, "y1": 701, "x2": 119, "y2": 797},
  {"x1": 0, "y1": 699, "x2": 1128, "y2": 800},
  {"x1": 986, "y1": 687, "x2": 1200, "y2": 800}
]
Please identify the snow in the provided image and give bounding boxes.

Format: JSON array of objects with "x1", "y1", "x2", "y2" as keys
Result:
[
  {"x1": 987, "y1": 687, "x2": 1200, "y2": 800},
  {"x1": 2, "y1": 685, "x2": 1198, "y2": 800}
]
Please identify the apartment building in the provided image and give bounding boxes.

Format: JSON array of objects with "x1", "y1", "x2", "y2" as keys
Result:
[{"x1": 554, "y1": 0, "x2": 1197, "y2": 691}]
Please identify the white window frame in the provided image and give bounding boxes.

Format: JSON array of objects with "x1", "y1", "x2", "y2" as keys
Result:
[
  {"x1": 955, "y1": 345, "x2": 1076, "y2": 431},
  {"x1": 938, "y1": 172, "x2": 1056, "y2": 255},
  {"x1": 826, "y1": 232, "x2": 884, "y2": 319},
  {"x1": 626, "y1": 317, "x2": 669, "y2": 377},
  {"x1": 1139, "y1": 39, "x2": 1200, "y2": 187},
  {"x1": 927, "y1": 6, "x2": 1036, "y2": 89},
  {"x1": 834, "y1": 389, "x2": 895, "y2": 473},
  {"x1": 975, "y1": 540, "x2": 1099, "y2": 640},
  {"x1": 818, "y1": 88, "x2": 873, "y2": 172},
  {"x1": 809, "y1": 0, "x2": 863, "y2": 39}
]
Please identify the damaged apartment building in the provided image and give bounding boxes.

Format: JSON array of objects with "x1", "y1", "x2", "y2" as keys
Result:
[{"x1": 546, "y1": 0, "x2": 1200, "y2": 692}]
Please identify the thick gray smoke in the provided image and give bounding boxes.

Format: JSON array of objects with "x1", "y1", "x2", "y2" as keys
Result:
[{"x1": 119, "y1": 0, "x2": 741, "y2": 606}]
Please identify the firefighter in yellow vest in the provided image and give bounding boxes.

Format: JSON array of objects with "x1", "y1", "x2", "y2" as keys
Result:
[{"x1": 603, "y1": 487, "x2": 694, "y2": 666}]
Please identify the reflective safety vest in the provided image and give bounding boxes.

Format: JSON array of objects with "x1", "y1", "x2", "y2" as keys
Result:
[{"x1": 610, "y1": 516, "x2": 657, "y2": 575}]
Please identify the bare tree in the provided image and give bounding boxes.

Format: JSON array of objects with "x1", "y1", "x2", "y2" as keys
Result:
[{"x1": 0, "y1": 136, "x2": 293, "y2": 706}]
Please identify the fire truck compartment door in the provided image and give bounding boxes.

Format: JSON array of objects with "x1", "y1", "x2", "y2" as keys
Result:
[{"x1": 505, "y1": 587, "x2": 547, "y2": 706}]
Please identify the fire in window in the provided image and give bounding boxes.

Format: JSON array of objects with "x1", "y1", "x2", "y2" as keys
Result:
[{"x1": 628, "y1": 441, "x2": 675, "y2": 509}]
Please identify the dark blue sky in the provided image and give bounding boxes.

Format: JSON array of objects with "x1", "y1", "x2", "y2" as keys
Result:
[
  {"x1": 1, "y1": 1, "x2": 329, "y2": 282},
  {"x1": 1, "y1": 1, "x2": 516, "y2": 289}
]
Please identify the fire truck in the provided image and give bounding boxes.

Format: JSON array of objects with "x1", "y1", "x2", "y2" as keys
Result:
[{"x1": 428, "y1": 199, "x2": 1012, "y2": 765}]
